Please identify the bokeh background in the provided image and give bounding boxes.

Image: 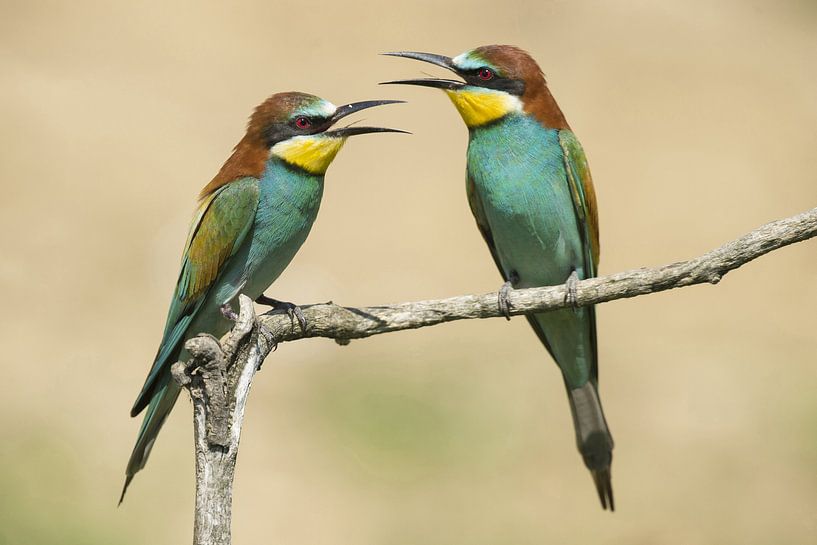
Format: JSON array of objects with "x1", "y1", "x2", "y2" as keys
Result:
[{"x1": 2, "y1": 0, "x2": 817, "y2": 543}]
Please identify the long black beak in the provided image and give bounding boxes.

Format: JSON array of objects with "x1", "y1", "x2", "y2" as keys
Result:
[
  {"x1": 325, "y1": 100, "x2": 408, "y2": 137},
  {"x1": 380, "y1": 51, "x2": 464, "y2": 90},
  {"x1": 383, "y1": 51, "x2": 456, "y2": 70}
]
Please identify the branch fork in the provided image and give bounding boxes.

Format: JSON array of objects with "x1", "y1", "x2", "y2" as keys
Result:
[
  {"x1": 168, "y1": 207, "x2": 817, "y2": 544},
  {"x1": 171, "y1": 295, "x2": 275, "y2": 545}
]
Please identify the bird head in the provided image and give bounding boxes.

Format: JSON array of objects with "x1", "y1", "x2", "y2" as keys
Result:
[
  {"x1": 253, "y1": 92, "x2": 405, "y2": 175},
  {"x1": 201, "y1": 92, "x2": 405, "y2": 198},
  {"x1": 383, "y1": 45, "x2": 567, "y2": 129}
]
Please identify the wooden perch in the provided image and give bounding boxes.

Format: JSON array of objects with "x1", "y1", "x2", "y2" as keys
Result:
[
  {"x1": 171, "y1": 296, "x2": 275, "y2": 545},
  {"x1": 258, "y1": 207, "x2": 817, "y2": 342},
  {"x1": 173, "y1": 206, "x2": 817, "y2": 544}
]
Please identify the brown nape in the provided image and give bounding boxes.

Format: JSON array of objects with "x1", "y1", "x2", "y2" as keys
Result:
[
  {"x1": 198, "y1": 91, "x2": 320, "y2": 199},
  {"x1": 473, "y1": 44, "x2": 570, "y2": 130},
  {"x1": 523, "y1": 81, "x2": 570, "y2": 130},
  {"x1": 198, "y1": 134, "x2": 268, "y2": 199}
]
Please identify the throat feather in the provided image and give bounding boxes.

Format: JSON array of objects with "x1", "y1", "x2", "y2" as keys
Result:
[
  {"x1": 271, "y1": 136, "x2": 346, "y2": 175},
  {"x1": 444, "y1": 88, "x2": 522, "y2": 128}
]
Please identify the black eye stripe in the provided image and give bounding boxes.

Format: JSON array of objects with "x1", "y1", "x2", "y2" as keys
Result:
[
  {"x1": 291, "y1": 115, "x2": 334, "y2": 128},
  {"x1": 460, "y1": 69, "x2": 525, "y2": 96},
  {"x1": 262, "y1": 116, "x2": 334, "y2": 147}
]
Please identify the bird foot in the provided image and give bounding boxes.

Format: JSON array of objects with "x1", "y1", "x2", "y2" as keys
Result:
[
  {"x1": 498, "y1": 281, "x2": 513, "y2": 320},
  {"x1": 497, "y1": 271, "x2": 519, "y2": 320},
  {"x1": 564, "y1": 270, "x2": 580, "y2": 309},
  {"x1": 256, "y1": 294, "x2": 307, "y2": 332},
  {"x1": 220, "y1": 302, "x2": 239, "y2": 321}
]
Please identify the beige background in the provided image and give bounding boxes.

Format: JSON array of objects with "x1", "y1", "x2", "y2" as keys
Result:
[{"x1": 2, "y1": 0, "x2": 817, "y2": 543}]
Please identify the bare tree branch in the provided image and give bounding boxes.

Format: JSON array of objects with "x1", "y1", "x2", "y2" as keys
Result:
[
  {"x1": 172, "y1": 296, "x2": 275, "y2": 545},
  {"x1": 259, "y1": 207, "x2": 817, "y2": 343},
  {"x1": 174, "y1": 207, "x2": 816, "y2": 544}
]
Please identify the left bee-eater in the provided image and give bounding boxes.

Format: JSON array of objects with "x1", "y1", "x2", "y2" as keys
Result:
[{"x1": 121, "y1": 92, "x2": 404, "y2": 502}]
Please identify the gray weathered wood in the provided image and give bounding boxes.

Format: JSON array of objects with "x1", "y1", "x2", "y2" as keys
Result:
[
  {"x1": 172, "y1": 295, "x2": 274, "y2": 545},
  {"x1": 259, "y1": 207, "x2": 817, "y2": 343},
  {"x1": 174, "y1": 207, "x2": 817, "y2": 544}
]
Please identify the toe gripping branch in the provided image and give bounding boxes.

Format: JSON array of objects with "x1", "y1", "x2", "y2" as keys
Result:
[
  {"x1": 565, "y1": 270, "x2": 580, "y2": 309},
  {"x1": 498, "y1": 271, "x2": 520, "y2": 320},
  {"x1": 256, "y1": 294, "x2": 308, "y2": 333}
]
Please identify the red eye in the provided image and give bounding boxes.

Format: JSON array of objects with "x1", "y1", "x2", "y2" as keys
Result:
[
  {"x1": 478, "y1": 68, "x2": 494, "y2": 81},
  {"x1": 294, "y1": 117, "x2": 311, "y2": 129}
]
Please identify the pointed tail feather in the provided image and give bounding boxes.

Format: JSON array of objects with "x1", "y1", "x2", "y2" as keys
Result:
[
  {"x1": 119, "y1": 374, "x2": 181, "y2": 504},
  {"x1": 567, "y1": 381, "x2": 614, "y2": 510}
]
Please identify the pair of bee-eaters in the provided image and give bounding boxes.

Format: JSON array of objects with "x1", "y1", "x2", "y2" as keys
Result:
[{"x1": 123, "y1": 45, "x2": 614, "y2": 510}]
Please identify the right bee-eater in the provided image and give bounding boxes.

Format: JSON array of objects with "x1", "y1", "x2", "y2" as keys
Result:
[{"x1": 384, "y1": 45, "x2": 614, "y2": 510}]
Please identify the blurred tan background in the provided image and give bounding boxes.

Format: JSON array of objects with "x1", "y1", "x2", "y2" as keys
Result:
[{"x1": 2, "y1": 0, "x2": 817, "y2": 543}]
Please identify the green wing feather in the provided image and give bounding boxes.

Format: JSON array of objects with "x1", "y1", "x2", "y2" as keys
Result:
[
  {"x1": 130, "y1": 178, "x2": 259, "y2": 416},
  {"x1": 558, "y1": 130, "x2": 600, "y2": 274},
  {"x1": 558, "y1": 130, "x2": 600, "y2": 380},
  {"x1": 467, "y1": 130, "x2": 599, "y2": 278},
  {"x1": 467, "y1": 131, "x2": 601, "y2": 379}
]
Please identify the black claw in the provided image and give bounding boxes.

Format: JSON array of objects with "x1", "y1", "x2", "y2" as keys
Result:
[
  {"x1": 497, "y1": 272, "x2": 520, "y2": 320},
  {"x1": 256, "y1": 294, "x2": 308, "y2": 333},
  {"x1": 292, "y1": 307, "x2": 307, "y2": 332},
  {"x1": 498, "y1": 281, "x2": 513, "y2": 320},
  {"x1": 565, "y1": 270, "x2": 580, "y2": 309}
]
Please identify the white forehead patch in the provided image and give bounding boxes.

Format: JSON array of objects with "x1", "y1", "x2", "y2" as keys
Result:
[
  {"x1": 317, "y1": 100, "x2": 337, "y2": 117},
  {"x1": 295, "y1": 99, "x2": 337, "y2": 120},
  {"x1": 452, "y1": 51, "x2": 492, "y2": 71},
  {"x1": 311, "y1": 100, "x2": 336, "y2": 118}
]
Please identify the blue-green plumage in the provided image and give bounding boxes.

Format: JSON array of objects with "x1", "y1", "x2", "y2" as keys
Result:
[
  {"x1": 123, "y1": 160, "x2": 324, "y2": 500},
  {"x1": 122, "y1": 92, "x2": 404, "y2": 502},
  {"x1": 467, "y1": 115, "x2": 595, "y2": 387},
  {"x1": 382, "y1": 44, "x2": 614, "y2": 508},
  {"x1": 465, "y1": 112, "x2": 613, "y2": 508}
]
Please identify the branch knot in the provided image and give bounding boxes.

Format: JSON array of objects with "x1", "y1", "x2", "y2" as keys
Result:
[{"x1": 172, "y1": 296, "x2": 261, "y2": 450}]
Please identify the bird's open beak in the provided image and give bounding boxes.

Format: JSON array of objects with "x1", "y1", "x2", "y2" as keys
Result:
[
  {"x1": 380, "y1": 51, "x2": 465, "y2": 90},
  {"x1": 325, "y1": 100, "x2": 408, "y2": 137}
]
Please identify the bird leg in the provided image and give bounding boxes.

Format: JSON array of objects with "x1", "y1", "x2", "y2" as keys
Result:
[
  {"x1": 256, "y1": 294, "x2": 307, "y2": 332},
  {"x1": 497, "y1": 271, "x2": 520, "y2": 320},
  {"x1": 220, "y1": 302, "x2": 239, "y2": 321},
  {"x1": 564, "y1": 270, "x2": 580, "y2": 309}
]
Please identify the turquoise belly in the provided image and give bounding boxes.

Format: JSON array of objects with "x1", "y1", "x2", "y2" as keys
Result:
[
  {"x1": 466, "y1": 114, "x2": 594, "y2": 387},
  {"x1": 467, "y1": 115, "x2": 585, "y2": 286}
]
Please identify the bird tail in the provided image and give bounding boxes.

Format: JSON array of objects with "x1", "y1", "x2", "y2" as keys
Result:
[
  {"x1": 119, "y1": 373, "x2": 181, "y2": 505},
  {"x1": 567, "y1": 380, "x2": 615, "y2": 511}
]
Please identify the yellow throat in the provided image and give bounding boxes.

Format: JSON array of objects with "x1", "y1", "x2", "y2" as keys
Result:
[
  {"x1": 271, "y1": 135, "x2": 347, "y2": 175},
  {"x1": 444, "y1": 88, "x2": 522, "y2": 128}
]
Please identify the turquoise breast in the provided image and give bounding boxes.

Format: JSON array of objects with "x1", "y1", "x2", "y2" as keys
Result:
[{"x1": 467, "y1": 114, "x2": 586, "y2": 287}]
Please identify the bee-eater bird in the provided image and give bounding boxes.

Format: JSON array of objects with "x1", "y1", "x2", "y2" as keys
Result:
[
  {"x1": 121, "y1": 92, "x2": 404, "y2": 502},
  {"x1": 384, "y1": 46, "x2": 614, "y2": 510}
]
